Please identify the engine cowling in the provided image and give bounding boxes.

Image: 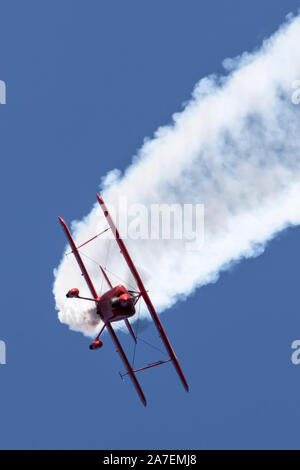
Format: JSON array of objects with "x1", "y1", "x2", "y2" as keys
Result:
[{"x1": 118, "y1": 293, "x2": 132, "y2": 308}]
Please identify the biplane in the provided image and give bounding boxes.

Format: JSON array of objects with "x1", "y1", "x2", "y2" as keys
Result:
[{"x1": 58, "y1": 194, "x2": 189, "y2": 406}]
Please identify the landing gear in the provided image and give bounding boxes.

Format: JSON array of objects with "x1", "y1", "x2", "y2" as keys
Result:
[
  {"x1": 89, "y1": 339, "x2": 103, "y2": 350},
  {"x1": 89, "y1": 323, "x2": 106, "y2": 350}
]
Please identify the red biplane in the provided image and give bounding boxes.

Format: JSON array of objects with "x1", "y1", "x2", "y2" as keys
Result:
[{"x1": 58, "y1": 194, "x2": 189, "y2": 406}]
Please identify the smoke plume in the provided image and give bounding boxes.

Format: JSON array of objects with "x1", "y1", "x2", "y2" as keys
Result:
[{"x1": 53, "y1": 14, "x2": 300, "y2": 337}]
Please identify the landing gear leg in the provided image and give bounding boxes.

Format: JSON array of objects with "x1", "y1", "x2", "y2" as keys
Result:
[{"x1": 89, "y1": 323, "x2": 106, "y2": 350}]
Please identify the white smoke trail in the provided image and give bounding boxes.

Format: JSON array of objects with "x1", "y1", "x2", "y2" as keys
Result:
[{"x1": 54, "y1": 13, "x2": 300, "y2": 337}]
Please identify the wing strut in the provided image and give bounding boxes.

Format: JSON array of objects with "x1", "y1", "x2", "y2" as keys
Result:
[
  {"x1": 97, "y1": 194, "x2": 189, "y2": 392},
  {"x1": 99, "y1": 265, "x2": 113, "y2": 289}
]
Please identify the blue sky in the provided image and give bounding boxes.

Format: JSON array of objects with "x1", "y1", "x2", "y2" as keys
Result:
[{"x1": 0, "y1": 0, "x2": 300, "y2": 450}]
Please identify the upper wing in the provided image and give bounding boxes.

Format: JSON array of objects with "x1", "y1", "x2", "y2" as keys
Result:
[
  {"x1": 96, "y1": 194, "x2": 189, "y2": 392},
  {"x1": 58, "y1": 216, "x2": 99, "y2": 301}
]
